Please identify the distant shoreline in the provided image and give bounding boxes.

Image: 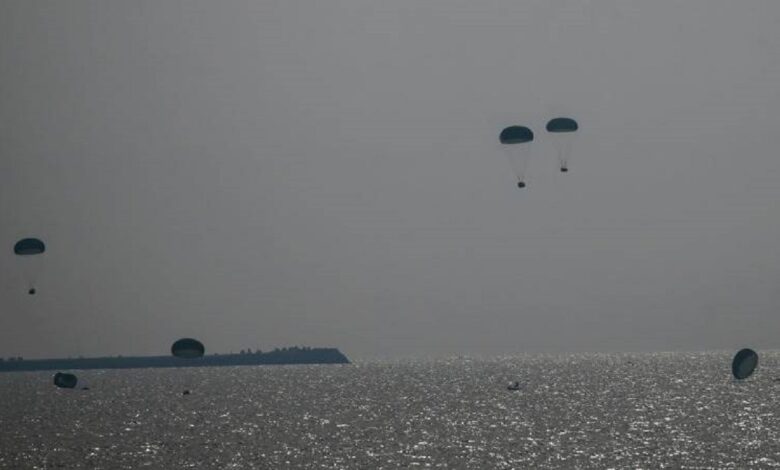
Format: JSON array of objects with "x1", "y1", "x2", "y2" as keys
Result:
[{"x1": 0, "y1": 347, "x2": 350, "y2": 372}]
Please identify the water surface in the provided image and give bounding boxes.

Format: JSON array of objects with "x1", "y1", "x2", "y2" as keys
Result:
[{"x1": 2, "y1": 352, "x2": 780, "y2": 468}]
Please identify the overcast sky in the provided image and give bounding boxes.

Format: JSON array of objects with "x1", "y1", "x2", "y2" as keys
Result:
[{"x1": 2, "y1": 0, "x2": 780, "y2": 359}]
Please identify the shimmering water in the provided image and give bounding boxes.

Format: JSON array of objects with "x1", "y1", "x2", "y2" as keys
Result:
[{"x1": 2, "y1": 352, "x2": 780, "y2": 469}]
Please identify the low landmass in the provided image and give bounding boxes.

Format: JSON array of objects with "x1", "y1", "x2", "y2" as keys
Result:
[{"x1": 0, "y1": 347, "x2": 350, "y2": 372}]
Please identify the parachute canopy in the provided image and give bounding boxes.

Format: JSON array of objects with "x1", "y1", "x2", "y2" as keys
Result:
[
  {"x1": 53, "y1": 372, "x2": 78, "y2": 389},
  {"x1": 546, "y1": 117, "x2": 579, "y2": 133},
  {"x1": 14, "y1": 238, "x2": 45, "y2": 256},
  {"x1": 499, "y1": 126, "x2": 534, "y2": 145},
  {"x1": 732, "y1": 348, "x2": 758, "y2": 380},
  {"x1": 171, "y1": 338, "x2": 205, "y2": 359}
]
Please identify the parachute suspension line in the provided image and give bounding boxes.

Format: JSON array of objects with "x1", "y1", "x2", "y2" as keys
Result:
[
  {"x1": 504, "y1": 146, "x2": 530, "y2": 185},
  {"x1": 21, "y1": 254, "x2": 45, "y2": 294},
  {"x1": 554, "y1": 135, "x2": 575, "y2": 171},
  {"x1": 25, "y1": 258, "x2": 41, "y2": 291}
]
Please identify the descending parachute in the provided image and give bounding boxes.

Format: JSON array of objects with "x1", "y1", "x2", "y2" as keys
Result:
[
  {"x1": 14, "y1": 238, "x2": 45, "y2": 255},
  {"x1": 732, "y1": 348, "x2": 758, "y2": 380},
  {"x1": 53, "y1": 372, "x2": 78, "y2": 389},
  {"x1": 546, "y1": 117, "x2": 579, "y2": 172},
  {"x1": 171, "y1": 338, "x2": 205, "y2": 359},
  {"x1": 499, "y1": 126, "x2": 534, "y2": 188},
  {"x1": 13, "y1": 238, "x2": 46, "y2": 295}
]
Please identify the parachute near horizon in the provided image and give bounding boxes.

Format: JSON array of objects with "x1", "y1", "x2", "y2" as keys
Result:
[
  {"x1": 499, "y1": 126, "x2": 534, "y2": 188},
  {"x1": 13, "y1": 238, "x2": 46, "y2": 295},
  {"x1": 171, "y1": 338, "x2": 205, "y2": 359},
  {"x1": 732, "y1": 348, "x2": 758, "y2": 380},
  {"x1": 546, "y1": 117, "x2": 578, "y2": 172}
]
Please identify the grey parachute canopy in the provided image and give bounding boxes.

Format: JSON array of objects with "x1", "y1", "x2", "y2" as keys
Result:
[
  {"x1": 53, "y1": 372, "x2": 78, "y2": 389},
  {"x1": 171, "y1": 338, "x2": 205, "y2": 359},
  {"x1": 499, "y1": 126, "x2": 534, "y2": 187},
  {"x1": 14, "y1": 238, "x2": 45, "y2": 255},
  {"x1": 732, "y1": 348, "x2": 758, "y2": 380}
]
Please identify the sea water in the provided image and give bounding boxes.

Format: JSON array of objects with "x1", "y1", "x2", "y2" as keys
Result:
[{"x1": 2, "y1": 352, "x2": 780, "y2": 469}]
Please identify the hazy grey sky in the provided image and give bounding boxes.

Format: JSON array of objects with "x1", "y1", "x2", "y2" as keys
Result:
[{"x1": 2, "y1": 0, "x2": 780, "y2": 359}]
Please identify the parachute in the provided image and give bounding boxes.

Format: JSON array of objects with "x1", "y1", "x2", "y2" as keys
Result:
[
  {"x1": 545, "y1": 117, "x2": 578, "y2": 172},
  {"x1": 14, "y1": 238, "x2": 45, "y2": 255},
  {"x1": 53, "y1": 372, "x2": 78, "y2": 389},
  {"x1": 13, "y1": 238, "x2": 46, "y2": 295},
  {"x1": 499, "y1": 126, "x2": 534, "y2": 188},
  {"x1": 732, "y1": 348, "x2": 758, "y2": 380},
  {"x1": 171, "y1": 338, "x2": 205, "y2": 359}
]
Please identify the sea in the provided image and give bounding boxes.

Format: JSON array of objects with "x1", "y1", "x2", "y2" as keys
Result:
[{"x1": 1, "y1": 351, "x2": 780, "y2": 469}]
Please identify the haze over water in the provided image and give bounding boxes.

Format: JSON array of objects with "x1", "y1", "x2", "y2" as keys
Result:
[
  {"x1": 2, "y1": 351, "x2": 780, "y2": 469},
  {"x1": 4, "y1": 0, "x2": 780, "y2": 359}
]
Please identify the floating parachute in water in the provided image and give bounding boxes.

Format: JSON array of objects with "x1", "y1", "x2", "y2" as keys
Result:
[
  {"x1": 499, "y1": 126, "x2": 534, "y2": 188},
  {"x1": 171, "y1": 338, "x2": 205, "y2": 359},
  {"x1": 13, "y1": 238, "x2": 46, "y2": 294},
  {"x1": 546, "y1": 117, "x2": 579, "y2": 172},
  {"x1": 53, "y1": 372, "x2": 78, "y2": 389},
  {"x1": 732, "y1": 348, "x2": 758, "y2": 380}
]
